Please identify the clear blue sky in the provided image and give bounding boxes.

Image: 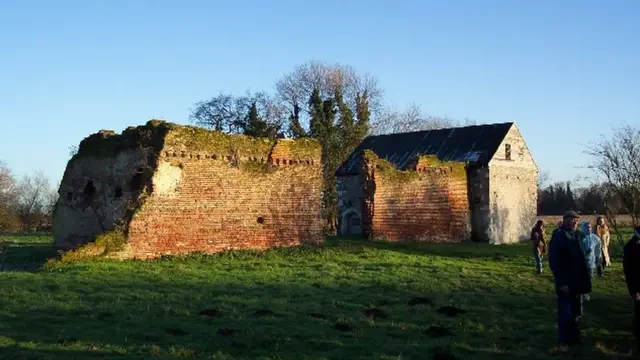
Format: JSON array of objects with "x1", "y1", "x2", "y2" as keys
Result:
[{"x1": 1, "y1": 0, "x2": 638, "y2": 188}]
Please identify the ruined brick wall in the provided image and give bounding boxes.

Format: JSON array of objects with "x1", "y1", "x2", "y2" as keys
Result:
[
  {"x1": 53, "y1": 121, "x2": 324, "y2": 259},
  {"x1": 127, "y1": 143, "x2": 323, "y2": 258},
  {"x1": 366, "y1": 153, "x2": 471, "y2": 242},
  {"x1": 487, "y1": 124, "x2": 538, "y2": 244}
]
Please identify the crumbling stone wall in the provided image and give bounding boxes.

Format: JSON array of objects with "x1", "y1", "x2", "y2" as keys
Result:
[
  {"x1": 361, "y1": 151, "x2": 471, "y2": 242},
  {"x1": 487, "y1": 124, "x2": 538, "y2": 244},
  {"x1": 53, "y1": 148, "x2": 149, "y2": 250},
  {"x1": 53, "y1": 120, "x2": 324, "y2": 259}
]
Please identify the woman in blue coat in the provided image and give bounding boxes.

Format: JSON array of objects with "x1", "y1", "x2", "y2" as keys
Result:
[{"x1": 578, "y1": 220, "x2": 602, "y2": 301}]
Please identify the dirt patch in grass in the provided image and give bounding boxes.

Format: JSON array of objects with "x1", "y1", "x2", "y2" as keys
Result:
[
  {"x1": 308, "y1": 312, "x2": 326, "y2": 319},
  {"x1": 253, "y1": 309, "x2": 275, "y2": 317},
  {"x1": 437, "y1": 305, "x2": 466, "y2": 317},
  {"x1": 425, "y1": 326, "x2": 453, "y2": 338},
  {"x1": 408, "y1": 296, "x2": 433, "y2": 306},
  {"x1": 56, "y1": 337, "x2": 79, "y2": 345},
  {"x1": 199, "y1": 308, "x2": 220, "y2": 317},
  {"x1": 363, "y1": 308, "x2": 387, "y2": 320},
  {"x1": 333, "y1": 322, "x2": 354, "y2": 332},
  {"x1": 165, "y1": 328, "x2": 188, "y2": 336},
  {"x1": 432, "y1": 350, "x2": 457, "y2": 360},
  {"x1": 219, "y1": 328, "x2": 234, "y2": 337}
]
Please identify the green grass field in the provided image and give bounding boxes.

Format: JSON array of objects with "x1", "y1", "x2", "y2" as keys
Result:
[{"x1": 0, "y1": 230, "x2": 637, "y2": 360}]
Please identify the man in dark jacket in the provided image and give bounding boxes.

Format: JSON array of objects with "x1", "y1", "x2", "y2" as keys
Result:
[
  {"x1": 548, "y1": 210, "x2": 592, "y2": 346},
  {"x1": 623, "y1": 226, "x2": 640, "y2": 353}
]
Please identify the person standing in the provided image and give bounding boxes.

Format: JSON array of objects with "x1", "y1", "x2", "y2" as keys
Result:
[
  {"x1": 595, "y1": 216, "x2": 611, "y2": 272},
  {"x1": 548, "y1": 210, "x2": 592, "y2": 346},
  {"x1": 530, "y1": 219, "x2": 546, "y2": 274},
  {"x1": 577, "y1": 221, "x2": 601, "y2": 301},
  {"x1": 622, "y1": 226, "x2": 640, "y2": 354}
]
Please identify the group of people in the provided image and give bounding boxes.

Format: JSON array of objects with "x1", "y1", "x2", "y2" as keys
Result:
[
  {"x1": 529, "y1": 210, "x2": 640, "y2": 351},
  {"x1": 529, "y1": 214, "x2": 611, "y2": 278}
]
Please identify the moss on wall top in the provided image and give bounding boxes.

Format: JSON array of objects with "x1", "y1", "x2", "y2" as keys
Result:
[
  {"x1": 417, "y1": 155, "x2": 468, "y2": 179},
  {"x1": 73, "y1": 120, "x2": 322, "y2": 162},
  {"x1": 362, "y1": 150, "x2": 420, "y2": 182},
  {"x1": 272, "y1": 138, "x2": 322, "y2": 160},
  {"x1": 163, "y1": 124, "x2": 275, "y2": 159},
  {"x1": 362, "y1": 150, "x2": 468, "y2": 182}
]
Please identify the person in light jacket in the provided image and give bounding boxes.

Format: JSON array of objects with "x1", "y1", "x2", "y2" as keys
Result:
[
  {"x1": 595, "y1": 216, "x2": 611, "y2": 273},
  {"x1": 577, "y1": 220, "x2": 601, "y2": 301}
]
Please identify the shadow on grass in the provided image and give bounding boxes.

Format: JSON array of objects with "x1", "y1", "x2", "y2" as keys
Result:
[
  {"x1": 326, "y1": 236, "x2": 530, "y2": 261},
  {"x1": 0, "y1": 232, "x2": 55, "y2": 272},
  {"x1": 0, "y1": 230, "x2": 635, "y2": 359},
  {"x1": 0, "y1": 267, "x2": 635, "y2": 360},
  {"x1": 0, "y1": 345, "x2": 122, "y2": 360}
]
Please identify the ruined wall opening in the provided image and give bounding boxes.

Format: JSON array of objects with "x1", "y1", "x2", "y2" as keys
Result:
[
  {"x1": 130, "y1": 168, "x2": 144, "y2": 190},
  {"x1": 114, "y1": 186, "x2": 123, "y2": 199},
  {"x1": 83, "y1": 180, "x2": 96, "y2": 201}
]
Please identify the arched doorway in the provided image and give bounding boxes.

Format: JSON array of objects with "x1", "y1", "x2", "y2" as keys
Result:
[{"x1": 340, "y1": 208, "x2": 362, "y2": 236}]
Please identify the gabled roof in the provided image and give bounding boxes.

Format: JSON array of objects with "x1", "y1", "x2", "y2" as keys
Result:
[{"x1": 335, "y1": 122, "x2": 514, "y2": 176}]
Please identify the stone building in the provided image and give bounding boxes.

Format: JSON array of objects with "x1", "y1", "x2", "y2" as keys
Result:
[
  {"x1": 335, "y1": 122, "x2": 538, "y2": 244},
  {"x1": 53, "y1": 120, "x2": 324, "y2": 259}
]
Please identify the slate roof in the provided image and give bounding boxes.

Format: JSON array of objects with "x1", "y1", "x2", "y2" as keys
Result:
[{"x1": 335, "y1": 122, "x2": 514, "y2": 176}]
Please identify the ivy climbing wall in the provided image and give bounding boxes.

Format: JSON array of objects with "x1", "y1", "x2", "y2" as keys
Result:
[
  {"x1": 364, "y1": 153, "x2": 471, "y2": 242},
  {"x1": 53, "y1": 120, "x2": 324, "y2": 259}
]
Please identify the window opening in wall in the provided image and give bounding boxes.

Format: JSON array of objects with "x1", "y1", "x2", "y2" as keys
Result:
[
  {"x1": 257, "y1": 217, "x2": 265, "y2": 224},
  {"x1": 66, "y1": 192, "x2": 73, "y2": 201},
  {"x1": 83, "y1": 180, "x2": 96, "y2": 200},
  {"x1": 505, "y1": 144, "x2": 512, "y2": 160},
  {"x1": 114, "y1": 186, "x2": 123, "y2": 199},
  {"x1": 130, "y1": 168, "x2": 144, "y2": 190}
]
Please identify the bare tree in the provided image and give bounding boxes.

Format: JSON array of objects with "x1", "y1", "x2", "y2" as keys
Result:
[
  {"x1": 370, "y1": 103, "x2": 468, "y2": 135},
  {"x1": 537, "y1": 170, "x2": 550, "y2": 189},
  {"x1": 15, "y1": 170, "x2": 56, "y2": 231},
  {"x1": 586, "y1": 123, "x2": 640, "y2": 246},
  {"x1": 0, "y1": 161, "x2": 20, "y2": 232},
  {"x1": 189, "y1": 92, "x2": 244, "y2": 133},
  {"x1": 276, "y1": 60, "x2": 384, "y2": 128},
  {"x1": 0, "y1": 161, "x2": 17, "y2": 206},
  {"x1": 190, "y1": 91, "x2": 286, "y2": 138}
]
